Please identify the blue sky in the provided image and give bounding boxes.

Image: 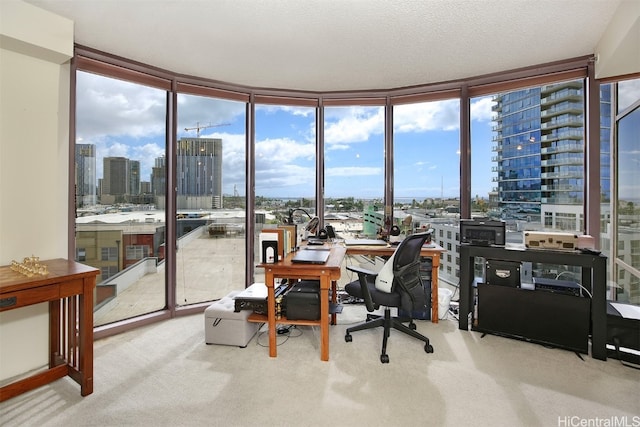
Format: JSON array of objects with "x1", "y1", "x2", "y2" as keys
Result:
[{"x1": 75, "y1": 71, "x2": 510, "y2": 201}]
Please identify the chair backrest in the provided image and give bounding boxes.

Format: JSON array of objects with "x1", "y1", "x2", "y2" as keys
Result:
[
  {"x1": 393, "y1": 231, "x2": 431, "y2": 270},
  {"x1": 374, "y1": 232, "x2": 432, "y2": 312},
  {"x1": 394, "y1": 232, "x2": 432, "y2": 312},
  {"x1": 375, "y1": 232, "x2": 428, "y2": 292}
]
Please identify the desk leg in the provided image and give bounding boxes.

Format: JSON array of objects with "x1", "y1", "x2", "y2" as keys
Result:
[
  {"x1": 330, "y1": 280, "x2": 337, "y2": 325},
  {"x1": 49, "y1": 300, "x2": 61, "y2": 368},
  {"x1": 265, "y1": 271, "x2": 277, "y2": 358},
  {"x1": 79, "y1": 278, "x2": 94, "y2": 396},
  {"x1": 320, "y1": 275, "x2": 330, "y2": 361},
  {"x1": 431, "y1": 260, "x2": 439, "y2": 323}
]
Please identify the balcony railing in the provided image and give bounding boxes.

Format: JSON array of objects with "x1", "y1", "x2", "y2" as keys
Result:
[
  {"x1": 541, "y1": 184, "x2": 582, "y2": 192},
  {"x1": 541, "y1": 142, "x2": 583, "y2": 154},
  {"x1": 541, "y1": 101, "x2": 584, "y2": 118},
  {"x1": 540, "y1": 88, "x2": 583, "y2": 105},
  {"x1": 541, "y1": 115, "x2": 584, "y2": 130},
  {"x1": 541, "y1": 158, "x2": 583, "y2": 167}
]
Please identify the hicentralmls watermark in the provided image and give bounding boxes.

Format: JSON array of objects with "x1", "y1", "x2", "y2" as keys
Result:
[{"x1": 558, "y1": 416, "x2": 640, "y2": 427}]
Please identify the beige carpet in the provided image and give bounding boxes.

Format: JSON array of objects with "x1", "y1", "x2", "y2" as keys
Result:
[{"x1": 1, "y1": 307, "x2": 638, "y2": 427}]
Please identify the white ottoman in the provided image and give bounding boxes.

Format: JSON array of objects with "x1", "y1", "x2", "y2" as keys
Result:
[{"x1": 204, "y1": 290, "x2": 260, "y2": 347}]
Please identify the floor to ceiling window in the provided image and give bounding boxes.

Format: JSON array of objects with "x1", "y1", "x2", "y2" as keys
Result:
[
  {"x1": 469, "y1": 77, "x2": 609, "y2": 284},
  {"x1": 253, "y1": 102, "x2": 316, "y2": 282},
  {"x1": 469, "y1": 78, "x2": 612, "y2": 234},
  {"x1": 74, "y1": 70, "x2": 168, "y2": 326},
  {"x1": 175, "y1": 94, "x2": 247, "y2": 306},
  {"x1": 469, "y1": 94, "x2": 499, "y2": 221},
  {"x1": 612, "y1": 78, "x2": 640, "y2": 304},
  {"x1": 393, "y1": 99, "x2": 461, "y2": 284},
  {"x1": 323, "y1": 105, "x2": 385, "y2": 238},
  {"x1": 69, "y1": 48, "x2": 634, "y2": 336}
]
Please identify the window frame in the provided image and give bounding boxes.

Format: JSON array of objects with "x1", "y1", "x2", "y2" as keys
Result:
[{"x1": 73, "y1": 44, "x2": 626, "y2": 336}]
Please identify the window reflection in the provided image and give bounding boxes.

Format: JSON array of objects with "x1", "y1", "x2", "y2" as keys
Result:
[{"x1": 614, "y1": 82, "x2": 640, "y2": 303}]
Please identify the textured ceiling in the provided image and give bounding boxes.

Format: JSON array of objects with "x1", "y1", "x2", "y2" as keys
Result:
[{"x1": 25, "y1": 0, "x2": 620, "y2": 92}]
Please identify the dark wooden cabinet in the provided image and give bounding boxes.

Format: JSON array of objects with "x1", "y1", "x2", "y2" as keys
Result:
[
  {"x1": 476, "y1": 283, "x2": 590, "y2": 353},
  {"x1": 458, "y1": 245, "x2": 607, "y2": 360}
]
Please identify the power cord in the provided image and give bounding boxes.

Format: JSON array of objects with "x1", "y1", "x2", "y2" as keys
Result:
[
  {"x1": 277, "y1": 325, "x2": 292, "y2": 334},
  {"x1": 255, "y1": 324, "x2": 303, "y2": 348}
]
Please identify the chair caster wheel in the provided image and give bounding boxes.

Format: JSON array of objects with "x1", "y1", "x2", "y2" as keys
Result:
[
  {"x1": 424, "y1": 344, "x2": 434, "y2": 353},
  {"x1": 409, "y1": 323, "x2": 417, "y2": 330},
  {"x1": 380, "y1": 354, "x2": 389, "y2": 363},
  {"x1": 345, "y1": 334, "x2": 352, "y2": 342}
]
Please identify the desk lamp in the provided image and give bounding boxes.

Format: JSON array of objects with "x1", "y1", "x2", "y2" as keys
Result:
[{"x1": 286, "y1": 208, "x2": 320, "y2": 244}]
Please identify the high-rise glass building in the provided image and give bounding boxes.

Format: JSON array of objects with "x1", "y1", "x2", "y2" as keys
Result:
[
  {"x1": 491, "y1": 80, "x2": 611, "y2": 231},
  {"x1": 75, "y1": 143, "x2": 96, "y2": 208},
  {"x1": 177, "y1": 138, "x2": 223, "y2": 209},
  {"x1": 434, "y1": 81, "x2": 613, "y2": 287},
  {"x1": 129, "y1": 160, "x2": 141, "y2": 197},
  {"x1": 151, "y1": 155, "x2": 166, "y2": 199}
]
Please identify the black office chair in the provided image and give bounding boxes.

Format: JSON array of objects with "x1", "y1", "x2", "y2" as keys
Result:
[{"x1": 344, "y1": 231, "x2": 434, "y2": 363}]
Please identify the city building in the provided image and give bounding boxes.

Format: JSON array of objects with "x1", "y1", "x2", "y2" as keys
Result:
[
  {"x1": 101, "y1": 156, "x2": 130, "y2": 204},
  {"x1": 74, "y1": 143, "x2": 96, "y2": 207},
  {"x1": 176, "y1": 137, "x2": 223, "y2": 209},
  {"x1": 492, "y1": 82, "x2": 612, "y2": 230},
  {"x1": 151, "y1": 155, "x2": 166, "y2": 199},
  {"x1": 128, "y1": 159, "x2": 140, "y2": 196}
]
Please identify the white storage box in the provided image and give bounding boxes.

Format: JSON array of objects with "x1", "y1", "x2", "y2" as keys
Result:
[{"x1": 204, "y1": 291, "x2": 260, "y2": 347}]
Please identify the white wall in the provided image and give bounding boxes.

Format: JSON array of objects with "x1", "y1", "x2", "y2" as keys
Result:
[
  {"x1": 0, "y1": 0, "x2": 73, "y2": 380},
  {"x1": 595, "y1": 0, "x2": 640, "y2": 79}
]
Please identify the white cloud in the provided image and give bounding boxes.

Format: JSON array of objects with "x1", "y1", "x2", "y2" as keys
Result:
[
  {"x1": 74, "y1": 71, "x2": 500, "y2": 196},
  {"x1": 77, "y1": 72, "x2": 166, "y2": 140},
  {"x1": 177, "y1": 94, "x2": 245, "y2": 130},
  {"x1": 394, "y1": 99, "x2": 460, "y2": 132},
  {"x1": 470, "y1": 96, "x2": 495, "y2": 122},
  {"x1": 256, "y1": 137, "x2": 315, "y2": 165},
  {"x1": 324, "y1": 107, "x2": 384, "y2": 144},
  {"x1": 255, "y1": 163, "x2": 314, "y2": 193}
]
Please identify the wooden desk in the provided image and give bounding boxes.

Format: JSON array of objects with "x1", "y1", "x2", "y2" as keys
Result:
[
  {"x1": 250, "y1": 245, "x2": 346, "y2": 361},
  {"x1": 344, "y1": 243, "x2": 445, "y2": 322},
  {"x1": 0, "y1": 259, "x2": 98, "y2": 401}
]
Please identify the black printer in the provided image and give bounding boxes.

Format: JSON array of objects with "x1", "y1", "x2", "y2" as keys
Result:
[
  {"x1": 285, "y1": 280, "x2": 320, "y2": 320},
  {"x1": 460, "y1": 218, "x2": 505, "y2": 246}
]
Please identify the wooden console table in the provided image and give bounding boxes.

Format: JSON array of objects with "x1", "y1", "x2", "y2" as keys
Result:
[
  {"x1": 250, "y1": 245, "x2": 346, "y2": 361},
  {"x1": 0, "y1": 259, "x2": 98, "y2": 401}
]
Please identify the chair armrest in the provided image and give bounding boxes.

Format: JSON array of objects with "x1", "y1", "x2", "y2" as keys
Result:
[
  {"x1": 346, "y1": 266, "x2": 378, "y2": 312},
  {"x1": 346, "y1": 265, "x2": 378, "y2": 277}
]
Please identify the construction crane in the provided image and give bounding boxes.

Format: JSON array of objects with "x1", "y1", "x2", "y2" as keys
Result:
[{"x1": 184, "y1": 122, "x2": 230, "y2": 138}]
